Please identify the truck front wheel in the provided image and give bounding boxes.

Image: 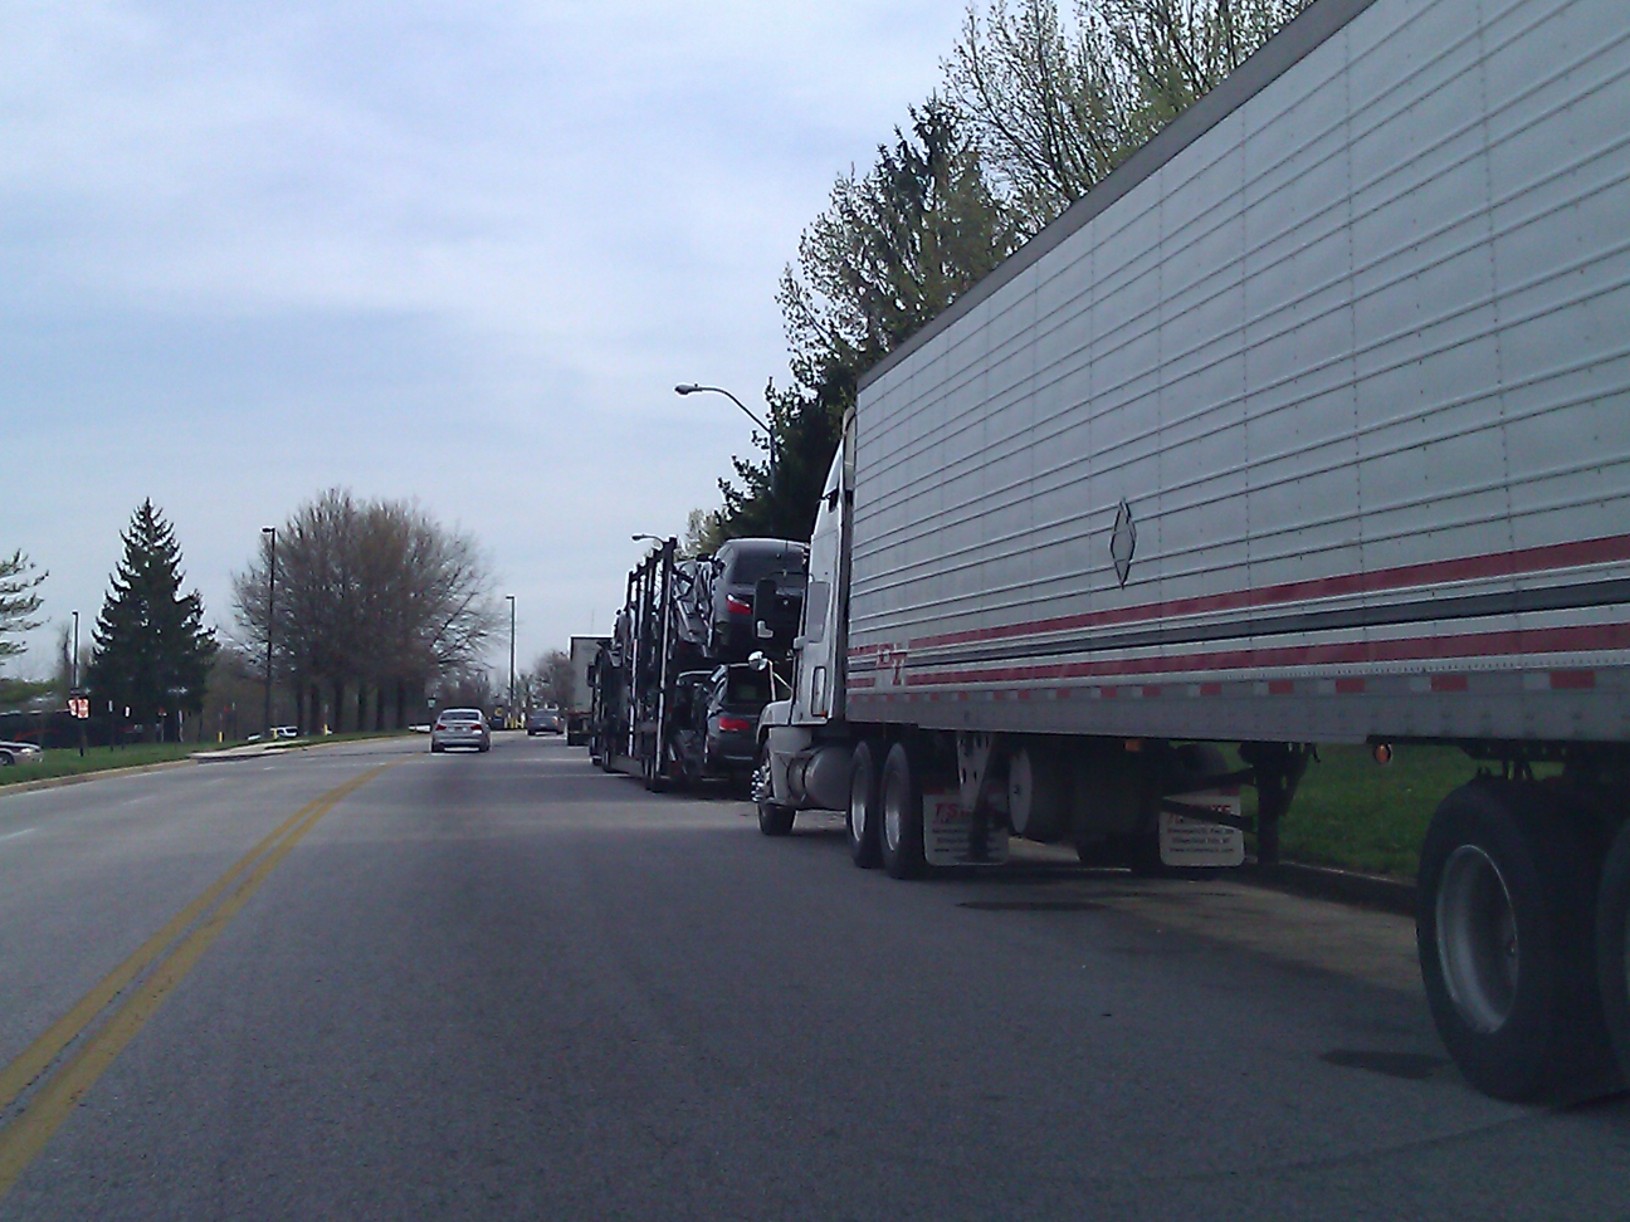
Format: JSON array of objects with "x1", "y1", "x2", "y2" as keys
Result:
[
  {"x1": 1595, "y1": 820, "x2": 1630, "y2": 1082},
  {"x1": 879, "y1": 741, "x2": 927, "y2": 879},
  {"x1": 1418, "y1": 780, "x2": 1617, "y2": 1102},
  {"x1": 753, "y1": 748, "x2": 795, "y2": 836}
]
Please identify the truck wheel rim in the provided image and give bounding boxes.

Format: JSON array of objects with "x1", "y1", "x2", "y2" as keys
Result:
[
  {"x1": 882, "y1": 769, "x2": 904, "y2": 855},
  {"x1": 1436, "y1": 844, "x2": 1518, "y2": 1034},
  {"x1": 850, "y1": 767, "x2": 869, "y2": 842}
]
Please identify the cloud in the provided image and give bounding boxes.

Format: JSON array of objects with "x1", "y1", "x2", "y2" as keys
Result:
[{"x1": 0, "y1": 0, "x2": 967, "y2": 679}]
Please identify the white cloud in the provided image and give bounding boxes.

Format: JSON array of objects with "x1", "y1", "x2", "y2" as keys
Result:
[{"x1": 0, "y1": 0, "x2": 967, "y2": 679}]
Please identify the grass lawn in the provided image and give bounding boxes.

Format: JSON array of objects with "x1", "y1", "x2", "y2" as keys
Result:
[
  {"x1": 1268, "y1": 743, "x2": 1488, "y2": 879},
  {"x1": 0, "y1": 731, "x2": 415, "y2": 789},
  {"x1": 0, "y1": 742, "x2": 201, "y2": 786}
]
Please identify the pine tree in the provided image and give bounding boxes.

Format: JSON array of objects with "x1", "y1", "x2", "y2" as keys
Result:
[
  {"x1": 88, "y1": 500, "x2": 218, "y2": 742},
  {"x1": 0, "y1": 549, "x2": 46, "y2": 668}
]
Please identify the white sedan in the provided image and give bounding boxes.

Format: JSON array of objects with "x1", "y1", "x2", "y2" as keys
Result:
[
  {"x1": 429, "y1": 709, "x2": 491, "y2": 753},
  {"x1": 0, "y1": 741, "x2": 44, "y2": 766}
]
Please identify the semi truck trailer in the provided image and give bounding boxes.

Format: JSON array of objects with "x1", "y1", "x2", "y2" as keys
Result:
[
  {"x1": 753, "y1": 0, "x2": 1630, "y2": 1103},
  {"x1": 565, "y1": 634, "x2": 609, "y2": 746},
  {"x1": 595, "y1": 538, "x2": 804, "y2": 789}
]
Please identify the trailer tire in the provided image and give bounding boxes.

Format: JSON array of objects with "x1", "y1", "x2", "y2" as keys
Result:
[
  {"x1": 1595, "y1": 820, "x2": 1630, "y2": 1083},
  {"x1": 879, "y1": 741, "x2": 927, "y2": 880},
  {"x1": 1418, "y1": 780, "x2": 1617, "y2": 1102},
  {"x1": 848, "y1": 740, "x2": 883, "y2": 869},
  {"x1": 753, "y1": 749, "x2": 795, "y2": 836}
]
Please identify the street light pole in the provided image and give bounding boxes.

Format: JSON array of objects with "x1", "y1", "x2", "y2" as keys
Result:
[
  {"x1": 674, "y1": 383, "x2": 778, "y2": 474},
  {"x1": 506, "y1": 594, "x2": 516, "y2": 727},
  {"x1": 262, "y1": 527, "x2": 276, "y2": 736}
]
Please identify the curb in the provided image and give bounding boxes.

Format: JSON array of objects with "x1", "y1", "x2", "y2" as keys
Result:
[
  {"x1": 1246, "y1": 860, "x2": 1416, "y2": 918},
  {"x1": 0, "y1": 758, "x2": 196, "y2": 796}
]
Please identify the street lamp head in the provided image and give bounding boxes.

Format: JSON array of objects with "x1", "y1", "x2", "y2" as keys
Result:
[
  {"x1": 631, "y1": 533, "x2": 662, "y2": 544},
  {"x1": 674, "y1": 383, "x2": 699, "y2": 395}
]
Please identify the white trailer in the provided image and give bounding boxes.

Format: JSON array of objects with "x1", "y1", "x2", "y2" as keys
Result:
[
  {"x1": 566, "y1": 634, "x2": 608, "y2": 746},
  {"x1": 754, "y1": 0, "x2": 1630, "y2": 1102}
]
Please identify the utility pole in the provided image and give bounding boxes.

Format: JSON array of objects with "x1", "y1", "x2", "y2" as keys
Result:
[
  {"x1": 506, "y1": 594, "x2": 517, "y2": 729},
  {"x1": 262, "y1": 527, "x2": 276, "y2": 736}
]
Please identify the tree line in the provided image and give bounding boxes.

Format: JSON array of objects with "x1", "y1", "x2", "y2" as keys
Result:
[
  {"x1": 0, "y1": 490, "x2": 497, "y2": 743},
  {"x1": 689, "y1": 0, "x2": 1311, "y2": 552},
  {"x1": 231, "y1": 489, "x2": 496, "y2": 735}
]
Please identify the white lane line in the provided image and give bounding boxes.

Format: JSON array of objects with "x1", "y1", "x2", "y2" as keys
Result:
[{"x1": 0, "y1": 828, "x2": 36, "y2": 843}]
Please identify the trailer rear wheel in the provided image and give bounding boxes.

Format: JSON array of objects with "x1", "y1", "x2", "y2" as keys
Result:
[
  {"x1": 753, "y1": 748, "x2": 795, "y2": 836},
  {"x1": 1595, "y1": 820, "x2": 1630, "y2": 1082},
  {"x1": 1418, "y1": 780, "x2": 1617, "y2": 1102},
  {"x1": 879, "y1": 741, "x2": 927, "y2": 879},
  {"x1": 848, "y1": 741, "x2": 882, "y2": 868},
  {"x1": 643, "y1": 749, "x2": 669, "y2": 793}
]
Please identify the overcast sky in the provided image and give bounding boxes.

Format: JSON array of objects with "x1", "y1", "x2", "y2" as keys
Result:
[{"x1": 3, "y1": 0, "x2": 970, "y2": 684}]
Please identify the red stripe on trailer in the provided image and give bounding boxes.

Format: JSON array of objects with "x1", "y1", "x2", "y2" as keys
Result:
[
  {"x1": 1431, "y1": 675, "x2": 1469, "y2": 693},
  {"x1": 898, "y1": 621, "x2": 1630, "y2": 687},
  {"x1": 1336, "y1": 678, "x2": 1366, "y2": 694},
  {"x1": 901, "y1": 533, "x2": 1630, "y2": 652},
  {"x1": 1551, "y1": 671, "x2": 1596, "y2": 690}
]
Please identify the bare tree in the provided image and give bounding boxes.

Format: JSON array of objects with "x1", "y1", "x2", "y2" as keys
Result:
[
  {"x1": 944, "y1": 0, "x2": 1311, "y2": 232},
  {"x1": 527, "y1": 649, "x2": 575, "y2": 709},
  {"x1": 233, "y1": 489, "x2": 497, "y2": 733}
]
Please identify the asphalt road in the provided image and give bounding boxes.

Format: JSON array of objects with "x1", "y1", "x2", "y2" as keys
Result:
[{"x1": 2, "y1": 734, "x2": 1629, "y2": 1218}]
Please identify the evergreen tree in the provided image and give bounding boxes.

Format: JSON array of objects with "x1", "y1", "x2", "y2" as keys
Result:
[
  {"x1": 0, "y1": 548, "x2": 47, "y2": 664},
  {"x1": 0, "y1": 548, "x2": 48, "y2": 705},
  {"x1": 89, "y1": 500, "x2": 218, "y2": 741}
]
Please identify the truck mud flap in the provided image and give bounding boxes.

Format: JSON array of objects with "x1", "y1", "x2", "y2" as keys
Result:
[
  {"x1": 923, "y1": 788, "x2": 1010, "y2": 868},
  {"x1": 1159, "y1": 787, "x2": 1246, "y2": 868}
]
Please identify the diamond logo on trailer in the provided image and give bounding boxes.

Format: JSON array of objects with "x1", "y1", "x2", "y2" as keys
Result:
[{"x1": 1111, "y1": 499, "x2": 1137, "y2": 587}]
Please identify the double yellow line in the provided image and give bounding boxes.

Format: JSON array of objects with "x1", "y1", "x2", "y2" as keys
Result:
[{"x1": 0, "y1": 763, "x2": 393, "y2": 1198}]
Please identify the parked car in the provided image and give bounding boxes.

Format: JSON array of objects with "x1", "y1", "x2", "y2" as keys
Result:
[
  {"x1": 700, "y1": 663, "x2": 772, "y2": 786},
  {"x1": 526, "y1": 707, "x2": 564, "y2": 736},
  {"x1": 705, "y1": 538, "x2": 809, "y2": 662},
  {"x1": 0, "y1": 741, "x2": 43, "y2": 767},
  {"x1": 429, "y1": 708, "x2": 491, "y2": 753}
]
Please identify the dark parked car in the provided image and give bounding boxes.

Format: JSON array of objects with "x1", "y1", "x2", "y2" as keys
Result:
[
  {"x1": 669, "y1": 662, "x2": 772, "y2": 790},
  {"x1": 701, "y1": 663, "x2": 772, "y2": 784},
  {"x1": 705, "y1": 538, "x2": 808, "y2": 663},
  {"x1": 526, "y1": 707, "x2": 564, "y2": 735}
]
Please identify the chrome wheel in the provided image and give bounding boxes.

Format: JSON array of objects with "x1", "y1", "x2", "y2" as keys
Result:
[{"x1": 1436, "y1": 844, "x2": 1518, "y2": 1034}]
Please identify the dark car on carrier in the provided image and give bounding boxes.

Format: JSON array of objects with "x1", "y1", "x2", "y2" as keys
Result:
[{"x1": 705, "y1": 538, "x2": 808, "y2": 663}]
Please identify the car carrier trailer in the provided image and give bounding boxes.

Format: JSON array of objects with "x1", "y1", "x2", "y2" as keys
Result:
[{"x1": 752, "y1": 0, "x2": 1630, "y2": 1103}]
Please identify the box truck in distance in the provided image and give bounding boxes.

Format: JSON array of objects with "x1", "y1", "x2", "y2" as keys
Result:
[
  {"x1": 750, "y1": 0, "x2": 1630, "y2": 1103},
  {"x1": 565, "y1": 635, "x2": 608, "y2": 746}
]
